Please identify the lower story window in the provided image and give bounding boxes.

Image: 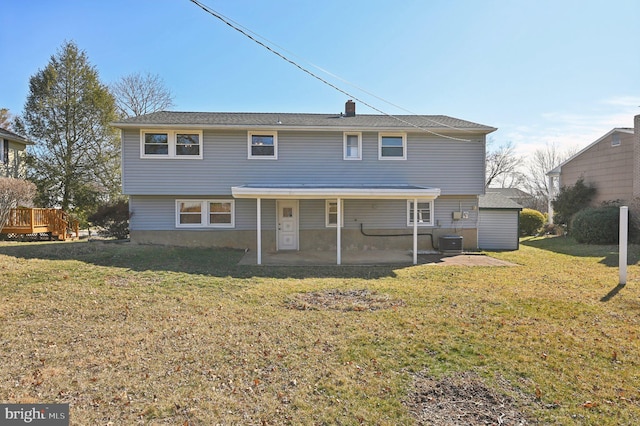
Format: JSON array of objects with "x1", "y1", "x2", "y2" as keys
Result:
[
  {"x1": 325, "y1": 200, "x2": 343, "y2": 227},
  {"x1": 407, "y1": 200, "x2": 434, "y2": 227},
  {"x1": 209, "y1": 201, "x2": 232, "y2": 225},
  {"x1": 178, "y1": 201, "x2": 202, "y2": 225},
  {"x1": 176, "y1": 199, "x2": 235, "y2": 228}
]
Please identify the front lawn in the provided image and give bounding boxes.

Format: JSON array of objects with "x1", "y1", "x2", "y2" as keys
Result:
[{"x1": 0, "y1": 238, "x2": 638, "y2": 425}]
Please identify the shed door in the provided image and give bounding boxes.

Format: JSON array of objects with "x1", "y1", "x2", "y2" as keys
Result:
[{"x1": 478, "y1": 210, "x2": 519, "y2": 250}]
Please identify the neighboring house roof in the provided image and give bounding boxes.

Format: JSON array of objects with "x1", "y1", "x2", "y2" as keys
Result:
[
  {"x1": 546, "y1": 127, "x2": 634, "y2": 175},
  {"x1": 485, "y1": 188, "x2": 532, "y2": 199},
  {"x1": 479, "y1": 192, "x2": 523, "y2": 210},
  {"x1": 0, "y1": 127, "x2": 33, "y2": 145},
  {"x1": 112, "y1": 111, "x2": 497, "y2": 134}
]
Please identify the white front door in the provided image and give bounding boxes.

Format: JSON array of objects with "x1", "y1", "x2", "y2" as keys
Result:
[{"x1": 277, "y1": 200, "x2": 299, "y2": 250}]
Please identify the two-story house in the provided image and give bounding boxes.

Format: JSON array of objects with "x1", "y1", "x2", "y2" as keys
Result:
[
  {"x1": 0, "y1": 127, "x2": 31, "y2": 179},
  {"x1": 112, "y1": 101, "x2": 496, "y2": 264}
]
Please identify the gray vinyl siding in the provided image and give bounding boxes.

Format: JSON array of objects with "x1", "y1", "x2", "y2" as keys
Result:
[
  {"x1": 122, "y1": 129, "x2": 485, "y2": 196},
  {"x1": 478, "y1": 209, "x2": 519, "y2": 250},
  {"x1": 130, "y1": 195, "x2": 478, "y2": 232}
]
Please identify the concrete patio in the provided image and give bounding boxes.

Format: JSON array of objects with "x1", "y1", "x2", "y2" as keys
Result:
[{"x1": 238, "y1": 249, "x2": 517, "y2": 267}]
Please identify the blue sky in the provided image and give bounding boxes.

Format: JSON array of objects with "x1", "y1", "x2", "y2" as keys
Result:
[{"x1": 2, "y1": 0, "x2": 638, "y2": 157}]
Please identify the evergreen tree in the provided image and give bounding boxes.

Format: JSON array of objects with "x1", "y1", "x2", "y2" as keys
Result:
[
  {"x1": 21, "y1": 41, "x2": 120, "y2": 217},
  {"x1": 551, "y1": 178, "x2": 596, "y2": 228}
]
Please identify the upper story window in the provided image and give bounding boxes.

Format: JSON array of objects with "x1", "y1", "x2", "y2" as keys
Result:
[
  {"x1": 248, "y1": 131, "x2": 278, "y2": 159},
  {"x1": 379, "y1": 133, "x2": 406, "y2": 160},
  {"x1": 611, "y1": 133, "x2": 621, "y2": 147},
  {"x1": 176, "y1": 199, "x2": 235, "y2": 228},
  {"x1": 407, "y1": 199, "x2": 434, "y2": 227},
  {"x1": 141, "y1": 130, "x2": 203, "y2": 159},
  {"x1": 343, "y1": 132, "x2": 362, "y2": 160}
]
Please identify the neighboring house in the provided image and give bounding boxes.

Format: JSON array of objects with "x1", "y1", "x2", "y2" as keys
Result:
[
  {"x1": 112, "y1": 101, "x2": 496, "y2": 264},
  {"x1": 547, "y1": 115, "x2": 640, "y2": 221},
  {"x1": 0, "y1": 127, "x2": 31, "y2": 179},
  {"x1": 484, "y1": 187, "x2": 535, "y2": 209},
  {"x1": 478, "y1": 192, "x2": 523, "y2": 250}
]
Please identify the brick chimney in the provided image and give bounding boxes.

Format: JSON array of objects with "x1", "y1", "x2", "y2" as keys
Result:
[
  {"x1": 634, "y1": 114, "x2": 640, "y2": 197},
  {"x1": 345, "y1": 100, "x2": 356, "y2": 117}
]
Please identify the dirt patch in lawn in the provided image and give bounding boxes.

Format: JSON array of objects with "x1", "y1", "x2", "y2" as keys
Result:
[
  {"x1": 405, "y1": 371, "x2": 533, "y2": 425},
  {"x1": 286, "y1": 289, "x2": 405, "y2": 311}
]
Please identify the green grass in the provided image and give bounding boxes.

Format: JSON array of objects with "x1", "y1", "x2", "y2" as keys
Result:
[{"x1": 0, "y1": 237, "x2": 639, "y2": 425}]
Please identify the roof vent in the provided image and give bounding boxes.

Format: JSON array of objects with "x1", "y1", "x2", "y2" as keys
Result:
[{"x1": 345, "y1": 100, "x2": 356, "y2": 117}]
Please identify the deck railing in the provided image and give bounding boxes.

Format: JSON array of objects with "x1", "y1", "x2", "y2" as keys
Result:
[{"x1": 1, "y1": 208, "x2": 79, "y2": 239}]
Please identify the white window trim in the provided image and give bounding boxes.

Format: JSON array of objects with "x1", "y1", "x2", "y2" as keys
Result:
[
  {"x1": 325, "y1": 199, "x2": 344, "y2": 227},
  {"x1": 343, "y1": 132, "x2": 362, "y2": 160},
  {"x1": 378, "y1": 132, "x2": 407, "y2": 160},
  {"x1": 248, "y1": 131, "x2": 278, "y2": 160},
  {"x1": 140, "y1": 129, "x2": 203, "y2": 159},
  {"x1": 406, "y1": 199, "x2": 434, "y2": 227},
  {"x1": 175, "y1": 199, "x2": 235, "y2": 228}
]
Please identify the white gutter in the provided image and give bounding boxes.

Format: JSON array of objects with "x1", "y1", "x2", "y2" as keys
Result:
[{"x1": 231, "y1": 186, "x2": 441, "y2": 200}]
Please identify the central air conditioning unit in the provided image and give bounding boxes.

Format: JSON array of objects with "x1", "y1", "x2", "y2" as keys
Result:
[{"x1": 439, "y1": 235, "x2": 463, "y2": 253}]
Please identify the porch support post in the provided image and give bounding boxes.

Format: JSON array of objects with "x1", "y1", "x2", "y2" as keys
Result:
[
  {"x1": 413, "y1": 198, "x2": 418, "y2": 265},
  {"x1": 256, "y1": 198, "x2": 262, "y2": 265},
  {"x1": 547, "y1": 175, "x2": 555, "y2": 224},
  {"x1": 337, "y1": 197, "x2": 342, "y2": 265}
]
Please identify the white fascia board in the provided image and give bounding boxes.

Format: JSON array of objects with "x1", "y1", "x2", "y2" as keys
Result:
[{"x1": 231, "y1": 186, "x2": 441, "y2": 200}]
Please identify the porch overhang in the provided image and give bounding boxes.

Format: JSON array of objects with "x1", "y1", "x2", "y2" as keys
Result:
[
  {"x1": 233, "y1": 184, "x2": 441, "y2": 266},
  {"x1": 231, "y1": 184, "x2": 441, "y2": 200}
]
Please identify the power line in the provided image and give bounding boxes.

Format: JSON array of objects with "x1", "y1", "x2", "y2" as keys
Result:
[{"x1": 188, "y1": 0, "x2": 473, "y2": 141}]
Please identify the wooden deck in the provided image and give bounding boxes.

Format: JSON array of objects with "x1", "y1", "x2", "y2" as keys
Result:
[{"x1": 1, "y1": 208, "x2": 79, "y2": 240}]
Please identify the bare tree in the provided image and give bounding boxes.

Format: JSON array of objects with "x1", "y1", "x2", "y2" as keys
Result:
[
  {"x1": 0, "y1": 178, "x2": 36, "y2": 230},
  {"x1": 0, "y1": 108, "x2": 12, "y2": 129},
  {"x1": 110, "y1": 72, "x2": 174, "y2": 118},
  {"x1": 485, "y1": 140, "x2": 523, "y2": 187},
  {"x1": 522, "y1": 142, "x2": 576, "y2": 211}
]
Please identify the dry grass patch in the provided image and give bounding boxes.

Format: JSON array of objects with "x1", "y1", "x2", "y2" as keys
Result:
[
  {"x1": 0, "y1": 238, "x2": 639, "y2": 424},
  {"x1": 286, "y1": 288, "x2": 405, "y2": 311},
  {"x1": 405, "y1": 371, "x2": 532, "y2": 425}
]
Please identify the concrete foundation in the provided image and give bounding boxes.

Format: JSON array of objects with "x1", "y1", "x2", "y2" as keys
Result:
[{"x1": 131, "y1": 227, "x2": 478, "y2": 251}]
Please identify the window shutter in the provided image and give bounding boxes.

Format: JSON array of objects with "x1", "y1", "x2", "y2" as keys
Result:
[{"x1": 2, "y1": 140, "x2": 7, "y2": 164}]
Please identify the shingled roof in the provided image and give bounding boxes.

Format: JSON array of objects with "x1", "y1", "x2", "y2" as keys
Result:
[
  {"x1": 112, "y1": 111, "x2": 496, "y2": 133},
  {"x1": 479, "y1": 192, "x2": 523, "y2": 209}
]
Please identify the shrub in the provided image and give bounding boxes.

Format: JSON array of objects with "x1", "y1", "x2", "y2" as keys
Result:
[
  {"x1": 571, "y1": 206, "x2": 622, "y2": 244},
  {"x1": 551, "y1": 178, "x2": 596, "y2": 229},
  {"x1": 88, "y1": 200, "x2": 130, "y2": 239},
  {"x1": 542, "y1": 222, "x2": 565, "y2": 236},
  {"x1": 0, "y1": 178, "x2": 37, "y2": 230},
  {"x1": 519, "y1": 208, "x2": 545, "y2": 236},
  {"x1": 630, "y1": 198, "x2": 640, "y2": 243}
]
